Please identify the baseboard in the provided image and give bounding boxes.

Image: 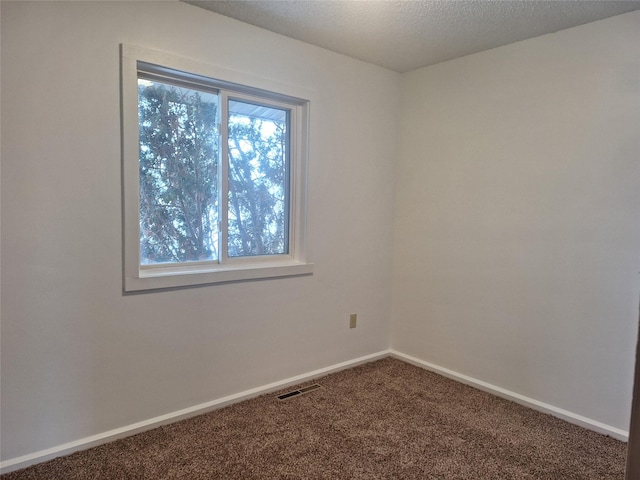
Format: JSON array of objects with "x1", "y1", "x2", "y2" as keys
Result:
[
  {"x1": 0, "y1": 350, "x2": 392, "y2": 474},
  {"x1": 3, "y1": 348, "x2": 627, "y2": 473},
  {"x1": 390, "y1": 350, "x2": 629, "y2": 442}
]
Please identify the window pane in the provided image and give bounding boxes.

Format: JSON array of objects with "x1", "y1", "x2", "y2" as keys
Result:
[
  {"x1": 138, "y1": 78, "x2": 219, "y2": 264},
  {"x1": 227, "y1": 100, "x2": 289, "y2": 257}
]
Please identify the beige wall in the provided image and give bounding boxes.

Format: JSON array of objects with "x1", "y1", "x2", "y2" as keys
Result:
[
  {"x1": 391, "y1": 11, "x2": 640, "y2": 431},
  {"x1": 0, "y1": 0, "x2": 399, "y2": 462}
]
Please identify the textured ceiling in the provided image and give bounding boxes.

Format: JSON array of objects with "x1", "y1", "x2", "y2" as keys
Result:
[{"x1": 183, "y1": 0, "x2": 640, "y2": 72}]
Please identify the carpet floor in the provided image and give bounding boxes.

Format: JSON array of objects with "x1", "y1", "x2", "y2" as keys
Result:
[{"x1": 1, "y1": 358, "x2": 627, "y2": 479}]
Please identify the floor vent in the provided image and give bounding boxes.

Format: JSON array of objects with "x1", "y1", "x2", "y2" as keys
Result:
[{"x1": 277, "y1": 384, "x2": 322, "y2": 401}]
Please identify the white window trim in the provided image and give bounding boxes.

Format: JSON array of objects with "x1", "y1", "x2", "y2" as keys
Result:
[{"x1": 121, "y1": 44, "x2": 313, "y2": 292}]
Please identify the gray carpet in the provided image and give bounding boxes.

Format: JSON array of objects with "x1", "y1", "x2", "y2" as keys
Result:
[{"x1": 1, "y1": 358, "x2": 627, "y2": 479}]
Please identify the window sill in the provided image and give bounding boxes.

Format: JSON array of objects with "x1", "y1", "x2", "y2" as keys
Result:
[{"x1": 124, "y1": 261, "x2": 314, "y2": 292}]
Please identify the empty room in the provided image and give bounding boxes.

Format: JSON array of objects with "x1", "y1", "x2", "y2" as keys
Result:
[{"x1": 1, "y1": 0, "x2": 639, "y2": 478}]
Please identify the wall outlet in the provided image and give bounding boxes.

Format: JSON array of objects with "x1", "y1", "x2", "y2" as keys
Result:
[{"x1": 350, "y1": 313, "x2": 357, "y2": 329}]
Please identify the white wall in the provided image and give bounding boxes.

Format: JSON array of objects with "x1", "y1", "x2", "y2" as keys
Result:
[
  {"x1": 0, "y1": 1, "x2": 399, "y2": 462},
  {"x1": 3, "y1": 0, "x2": 639, "y2": 468},
  {"x1": 391, "y1": 11, "x2": 640, "y2": 432}
]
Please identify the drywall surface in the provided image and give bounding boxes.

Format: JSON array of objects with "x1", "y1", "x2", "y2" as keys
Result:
[
  {"x1": 391, "y1": 11, "x2": 640, "y2": 431},
  {"x1": 0, "y1": 1, "x2": 399, "y2": 461}
]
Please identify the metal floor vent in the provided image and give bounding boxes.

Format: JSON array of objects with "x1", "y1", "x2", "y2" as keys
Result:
[{"x1": 277, "y1": 383, "x2": 322, "y2": 401}]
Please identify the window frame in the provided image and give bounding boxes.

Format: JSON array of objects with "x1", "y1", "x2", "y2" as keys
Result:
[{"x1": 121, "y1": 45, "x2": 312, "y2": 292}]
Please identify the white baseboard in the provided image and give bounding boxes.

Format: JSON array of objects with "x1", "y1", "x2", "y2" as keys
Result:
[
  {"x1": 0, "y1": 350, "x2": 391, "y2": 474},
  {"x1": 390, "y1": 350, "x2": 629, "y2": 442},
  {"x1": 2, "y1": 348, "x2": 628, "y2": 474}
]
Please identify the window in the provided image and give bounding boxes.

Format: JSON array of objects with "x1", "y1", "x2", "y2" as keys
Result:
[{"x1": 121, "y1": 45, "x2": 312, "y2": 291}]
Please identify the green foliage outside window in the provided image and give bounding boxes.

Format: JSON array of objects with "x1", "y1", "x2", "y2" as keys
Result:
[{"x1": 138, "y1": 80, "x2": 288, "y2": 265}]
